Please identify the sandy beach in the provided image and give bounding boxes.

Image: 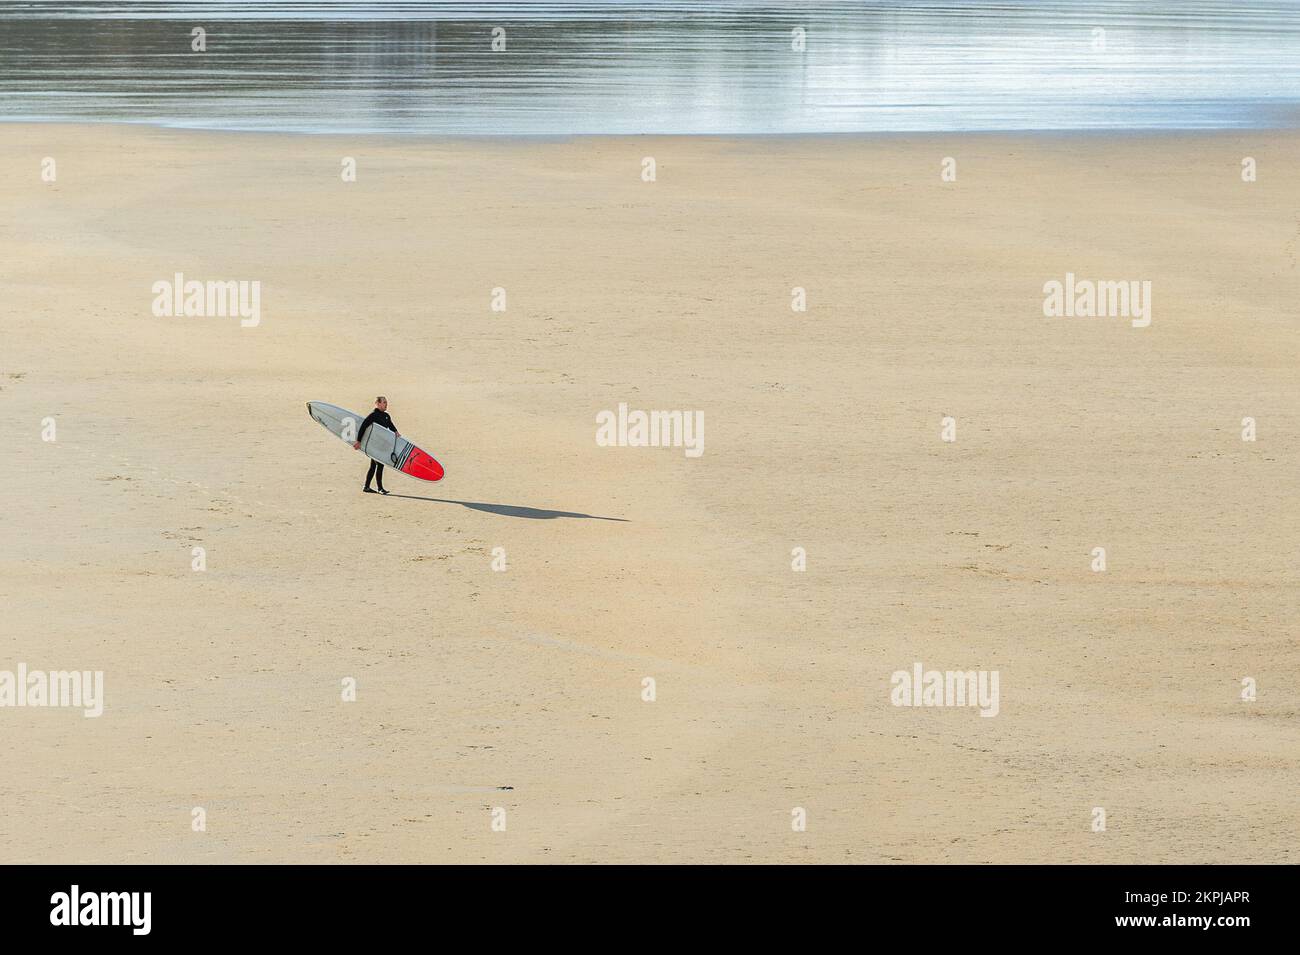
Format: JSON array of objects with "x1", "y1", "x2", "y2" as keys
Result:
[{"x1": 1, "y1": 124, "x2": 1296, "y2": 863}]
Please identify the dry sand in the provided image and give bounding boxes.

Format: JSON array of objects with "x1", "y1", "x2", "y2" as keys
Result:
[{"x1": 0, "y1": 125, "x2": 1297, "y2": 863}]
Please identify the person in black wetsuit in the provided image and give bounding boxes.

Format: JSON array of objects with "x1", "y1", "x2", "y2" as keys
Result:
[{"x1": 353, "y1": 396, "x2": 397, "y2": 494}]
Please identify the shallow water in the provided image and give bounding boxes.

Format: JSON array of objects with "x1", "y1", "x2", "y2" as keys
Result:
[{"x1": 2, "y1": 1, "x2": 1298, "y2": 134}]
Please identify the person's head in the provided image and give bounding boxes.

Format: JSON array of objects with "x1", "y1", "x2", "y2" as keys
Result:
[{"x1": 375, "y1": 396, "x2": 388, "y2": 411}]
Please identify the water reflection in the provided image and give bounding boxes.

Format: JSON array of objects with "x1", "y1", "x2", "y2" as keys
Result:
[{"x1": 1, "y1": 1, "x2": 1298, "y2": 133}]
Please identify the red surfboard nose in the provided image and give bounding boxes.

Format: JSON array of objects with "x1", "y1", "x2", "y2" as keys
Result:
[{"x1": 401, "y1": 447, "x2": 444, "y2": 482}]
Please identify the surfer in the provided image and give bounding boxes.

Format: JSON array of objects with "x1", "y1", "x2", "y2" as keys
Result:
[{"x1": 354, "y1": 396, "x2": 397, "y2": 494}]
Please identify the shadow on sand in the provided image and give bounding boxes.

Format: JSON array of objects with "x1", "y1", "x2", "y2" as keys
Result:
[{"x1": 387, "y1": 495, "x2": 628, "y2": 522}]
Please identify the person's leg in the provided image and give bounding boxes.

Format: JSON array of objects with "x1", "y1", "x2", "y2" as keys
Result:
[
  {"x1": 365, "y1": 460, "x2": 379, "y2": 491},
  {"x1": 375, "y1": 463, "x2": 387, "y2": 494}
]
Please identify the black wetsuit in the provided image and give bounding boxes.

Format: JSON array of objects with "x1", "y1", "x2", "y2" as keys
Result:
[{"x1": 358, "y1": 408, "x2": 397, "y2": 491}]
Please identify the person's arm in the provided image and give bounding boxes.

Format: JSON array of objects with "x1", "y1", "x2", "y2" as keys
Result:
[{"x1": 353, "y1": 410, "x2": 378, "y2": 449}]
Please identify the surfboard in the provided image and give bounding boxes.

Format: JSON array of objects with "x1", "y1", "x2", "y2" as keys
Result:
[{"x1": 306, "y1": 401, "x2": 444, "y2": 482}]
